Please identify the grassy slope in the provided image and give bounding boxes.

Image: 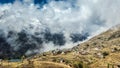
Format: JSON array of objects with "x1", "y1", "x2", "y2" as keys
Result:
[
  {"x1": 0, "y1": 60, "x2": 71, "y2": 68},
  {"x1": 1, "y1": 27, "x2": 120, "y2": 68}
]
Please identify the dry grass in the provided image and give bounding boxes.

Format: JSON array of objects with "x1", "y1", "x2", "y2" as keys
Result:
[
  {"x1": 1, "y1": 27, "x2": 120, "y2": 68},
  {"x1": 0, "y1": 60, "x2": 71, "y2": 68}
]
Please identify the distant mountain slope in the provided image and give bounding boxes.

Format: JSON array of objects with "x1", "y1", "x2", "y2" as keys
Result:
[
  {"x1": 30, "y1": 26, "x2": 120, "y2": 68},
  {"x1": 1, "y1": 26, "x2": 120, "y2": 68},
  {"x1": 74, "y1": 26, "x2": 120, "y2": 67}
]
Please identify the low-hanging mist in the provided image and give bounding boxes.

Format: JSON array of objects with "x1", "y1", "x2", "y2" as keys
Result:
[{"x1": 0, "y1": 0, "x2": 120, "y2": 59}]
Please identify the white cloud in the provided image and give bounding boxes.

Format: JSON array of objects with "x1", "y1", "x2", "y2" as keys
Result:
[{"x1": 0, "y1": 0, "x2": 120, "y2": 53}]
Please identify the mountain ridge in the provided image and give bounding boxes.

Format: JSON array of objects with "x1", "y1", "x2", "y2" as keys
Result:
[{"x1": 0, "y1": 26, "x2": 120, "y2": 68}]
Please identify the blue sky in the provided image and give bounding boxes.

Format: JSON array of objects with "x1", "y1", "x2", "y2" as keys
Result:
[
  {"x1": 0, "y1": 0, "x2": 15, "y2": 3},
  {"x1": 0, "y1": 0, "x2": 66, "y2": 4},
  {"x1": 0, "y1": 0, "x2": 67, "y2": 8},
  {"x1": 0, "y1": 0, "x2": 47, "y2": 4}
]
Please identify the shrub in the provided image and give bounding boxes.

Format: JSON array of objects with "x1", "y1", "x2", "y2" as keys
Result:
[
  {"x1": 102, "y1": 51, "x2": 109, "y2": 57},
  {"x1": 72, "y1": 62, "x2": 89, "y2": 68},
  {"x1": 73, "y1": 62, "x2": 83, "y2": 68}
]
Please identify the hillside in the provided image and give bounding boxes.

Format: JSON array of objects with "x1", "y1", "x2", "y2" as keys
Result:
[{"x1": 0, "y1": 27, "x2": 120, "y2": 68}]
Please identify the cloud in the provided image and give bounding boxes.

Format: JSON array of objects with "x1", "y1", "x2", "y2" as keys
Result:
[{"x1": 0, "y1": 0, "x2": 120, "y2": 57}]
